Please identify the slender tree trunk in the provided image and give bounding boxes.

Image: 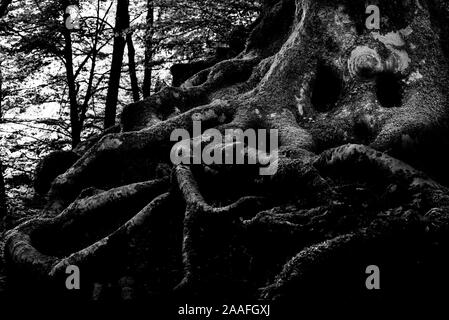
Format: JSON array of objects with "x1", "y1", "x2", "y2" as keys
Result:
[
  {"x1": 142, "y1": 0, "x2": 154, "y2": 98},
  {"x1": 0, "y1": 71, "x2": 4, "y2": 224},
  {"x1": 0, "y1": 0, "x2": 12, "y2": 120},
  {"x1": 62, "y1": 26, "x2": 81, "y2": 148},
  {"x1": 0, "y1": 67, "x2": 3, "y2": 120},
  {"x1": 59, "y1": 0, "x2": 82, "y2": 147},
  {"x1": 126, "y1": 33, "x2": 140, "y2": 102},
  {"x1": 104, "y1": 0, "x2": 129, "y2": 129},
  {"x1": 0, "y1": 160, "x2": 6, "y2": 223},
  {"x1": 79, "y1": 4, "x2": 101, "y2": 130},
  {"x1": 0, "y1": 0, "x2": 12, "y2": 224}
]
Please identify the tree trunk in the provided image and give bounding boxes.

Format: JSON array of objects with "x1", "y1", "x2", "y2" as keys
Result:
[
  {"x1": 0, "y1": 161, "x2": 6, "y2": 224},
  {"x1": 0, "y1": 67, "x2": 2, "y2": 120},
  {"x1": 0, "y1": 0, "x2": 12, "y2": 119},
  {"x1": 62, "y1": 27, "x2": 81, "y2": 148},
  {"x1": 4, "y1": 0, "x2": 449, "y2": 305},
  {"x1": 126, "y1": 33, "x2": 140, "y2": 102},
  {"x1": 0, "y1": 0, "x2": 12, "y2": 226},
  {"x1": 104, "y1": 0, "x2": 130, "y2": 129},
  {"x1": 142, "y1": 0, "x2": 154, "y2": 98}
]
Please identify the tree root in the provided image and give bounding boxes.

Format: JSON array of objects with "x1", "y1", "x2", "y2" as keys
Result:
[
  {"x1": 5, "y1": 0, "x2": 449, "y2": 301},
  {"x1": 174, "y1": 164, "x2": 269, "y2": 293},
  {"x1": 182, "y1": 57, "x2": 261, "y2": 91},
  {"x1": 5, "y1": 143, "x2": 449, "y2": 300},
  {"x1": 256, "y1": 144, "x2": 449, "y2": 300},
  {"x1": 313, "y1": 144, "x2": 449, "y2": 208},
  {"x1": 259, "y1": 212, "x2": 449, "y2": 301},
  {"x1": 121, "y1": 86, "x2": 208, "y2": 132},
  {"x1": 48, "y1": 192, "x2": 171, "y2": 278},
  {"x1": 122, "y1": 57, "x2": 261, "y2": 132},
  {"x1": 4, "y1": 179, "x2": 169, "y2": 282},
  {"x1": 47, "y1": 100, "x2": 236, "y2": 210}
]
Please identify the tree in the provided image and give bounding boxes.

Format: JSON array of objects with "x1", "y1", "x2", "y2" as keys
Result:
[
  {"x1": 1, "y1": 0, "x2": 118, "y2": 148},
  {"x1": 142, "y1": 0, "x2": 153, "y2": 98},
  {"x1": 138, "y1": 0, "x2": 260, "y2": 93},
  {"x1": 104, "y1": 0, "x2": 130, "y2": 129},
  {"x1": 0, "y1": 160, "x2": 6, "y2": 223},
  {"x1": 4, "y1": 0, "x2": 449, "y2": 304},
  {"x1": 0, "y1": 0, "x2": 259, "y2": 216},
  {"x1": 61, "y1": 1, "x2": 82, "y2": 147},
  {"x1": 126, "y1": 32, "x2": 140, "y2": 102},
  {"x1": 0, "y1": 0, "x2": 11, "y2": 118},
  {"x1": 0, "y1": 0, "x2": 10, "y2": 224}
]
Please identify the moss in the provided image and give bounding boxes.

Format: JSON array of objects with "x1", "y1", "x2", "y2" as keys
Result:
[{"x1": 7, "y1": 0, "x2": 449, "y2": 302}]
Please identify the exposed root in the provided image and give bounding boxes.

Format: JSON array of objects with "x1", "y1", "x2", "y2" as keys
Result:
[
  {"x1": 182, "y1": 57, "x2": 261, "y2": 91},
  {"x1": 259, "y1": 212, "x2": 449, "y2": 301},
  {"x1": 259, "y1": 232, "x2": 359, "y2": 300},
  {"x1": 174, "y1": 164, "x2": 269, "y2": 292},
  {"x1": 4, "y1": 179, "x2": 169, "y2": 283},
  {"x1": 5, "y1": 0, "x2": 449, "y2": 303},
  {"x1": 122, "y1": 57, "x2": 260, "y2": 132},
  {"x1": 314, "y1": 144, "x2": 449, "y2": 208},
  {"x1": 48, "y1": 192, "x2": 171, "y2": 278},
  {"x1": 256, "y1": 144, "x2": 449, "y2": 301},
  {"x1": 261, "y1": 154, "x2": 338, "y2": 203},
  {"x1": 48, "y1": 100, "x2": 236, "y2": 209},
  {"x1": 121, "y1": 86, "x2": 208, "y2": 132},
  {"x1": 176, "y1": 165, "x2": 267, "y2": 217}
]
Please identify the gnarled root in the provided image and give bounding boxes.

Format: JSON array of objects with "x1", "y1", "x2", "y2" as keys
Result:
[
  {"x1": 121, "y1": 57, "x2": 261, "y2": 132},
  {"x1": 5, "y1": 142, "x2": 449, "y2": 301},
  {"x1": 257, "y1": 144, "x2": 449, "y2": 301},
  {"x1": 174, "y1": 164, "x2": 269, "y2": 296},
  {"x1": 4, "y1": 178, "x2": 170, "y2": 294},
  {"x1": 47, "y1": 99, "x2": 236, "y2": 213}
]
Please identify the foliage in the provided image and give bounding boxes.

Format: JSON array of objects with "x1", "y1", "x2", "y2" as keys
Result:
[{"x1": 0, "y1": 0, "x2": 259, "y2": 213}]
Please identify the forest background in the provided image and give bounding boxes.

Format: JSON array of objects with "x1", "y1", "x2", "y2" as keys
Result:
[{"x1": 0, "y1": 0, "x2": 260, "y2": 220}]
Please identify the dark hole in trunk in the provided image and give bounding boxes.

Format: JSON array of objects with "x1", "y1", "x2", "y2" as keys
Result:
[
  {"x1": 311, "y1": 63, "x2": 343, "y2": 112},
  {"x1": 376, "y1": 72, "x2": 403, "y2": 108}
]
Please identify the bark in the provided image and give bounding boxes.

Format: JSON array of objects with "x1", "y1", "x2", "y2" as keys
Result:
[
  {"x1": 4, "y1": 0, "x2": 449, "y2": 303},
  {"x1": 126, "y1": 33, "x2": 140, "y2": 102},
  {"x1": 0, "y1": 0, "x2": 11, "y2": 227},
  {"x1": 0, "y1": 67, "x2": 2, "y2": 120},
  {"x1": 142, "y1": 0, "x2": 154, "y2": 98},
  {"x1": 59, "y1": 0, "x2": 103, "y2": 147},
  {"x1": 104, "y1": 0, "x2": 130, "y2": 129},
  {"x1": 62, "y1": 22, "x2": 81, "y2": 147},
  {"x1": 0, "y1": 160, "x2": 6, "y2": 224},
  {"x1": 0, "y1": 0, "x2": 8, "y2": 119}
]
